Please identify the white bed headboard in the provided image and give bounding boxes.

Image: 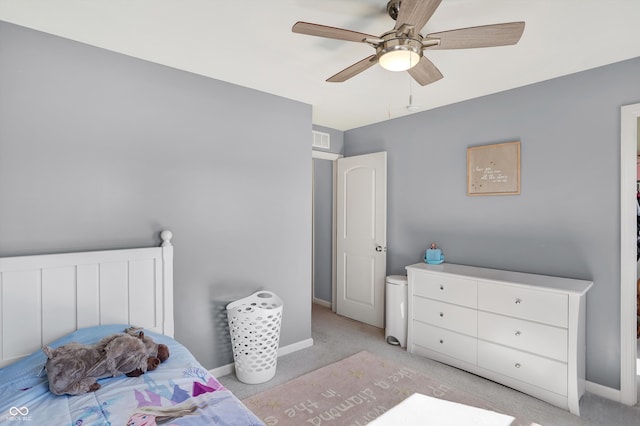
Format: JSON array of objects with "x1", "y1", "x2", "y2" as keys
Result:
[{"x1": 0, "y1": 230, "x2": 174, "y2": 368}]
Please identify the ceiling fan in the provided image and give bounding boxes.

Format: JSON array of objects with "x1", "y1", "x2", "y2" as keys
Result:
[{"x1": 292, "y1": 0, "x2": 525, "y2": 86}]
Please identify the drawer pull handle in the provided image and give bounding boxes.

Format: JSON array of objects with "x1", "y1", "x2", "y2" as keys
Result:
[
  {"x1": 439, "y1": 285, "x2": 444, "y2": 290},
  {"x1": 515, "y1": 363, "x2": 521, "y2": 368},
  {"x1": 515, "y1": 298, "x2": 522, "y2": 305},
  {"x1": 439, "y1": 312, "x2": 444, "y2": 317},
  {"x1": 515, "y1": 331, "x2": 521, "y2": 337},
  {"x1": 439, "y1": 339, "x2": 444, "y2": 344}
]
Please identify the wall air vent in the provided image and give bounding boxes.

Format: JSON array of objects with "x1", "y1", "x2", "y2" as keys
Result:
[{"x1": 312, "y1": 130, "x2": 330, "y2": 150}]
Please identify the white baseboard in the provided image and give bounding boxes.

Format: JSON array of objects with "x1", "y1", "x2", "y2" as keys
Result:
[
  {"x1": 312, "y1": 298, "x2": 331, "y2": 308},
  {"x1": 278, "y1": 337, "x2": 314, "y2": 357},
  {"x1": 210, "y1": 361, "x2": 235, "y2": 378},
  {"x1": 586, "y1": 380, "x2": 622, "y2": 403},
  {"x1": 209, "y1": 337, "x2": 315, "y2": 379}
]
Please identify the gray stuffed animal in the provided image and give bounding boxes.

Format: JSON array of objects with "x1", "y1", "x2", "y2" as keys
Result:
[{"x1": 43, "y1": 328, "x2": 170, "y2": 395}]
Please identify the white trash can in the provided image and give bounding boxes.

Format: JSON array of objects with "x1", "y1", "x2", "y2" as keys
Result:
[
  {"x1": 226, "y1": 291, "x2": 283, "y2": 384},
  {"x1": 385, "y1": 275, "x2": 408, "y2": 348}
]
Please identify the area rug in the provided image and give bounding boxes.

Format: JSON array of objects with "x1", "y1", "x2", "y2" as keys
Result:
[{"x1": 242, "y1": 351, "x2": 532, "y2": 426}]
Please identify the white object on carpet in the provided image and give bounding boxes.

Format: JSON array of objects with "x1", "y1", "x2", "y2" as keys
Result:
[{"x1": 368, "y1": 393, "x2": 520, "y2": 426}]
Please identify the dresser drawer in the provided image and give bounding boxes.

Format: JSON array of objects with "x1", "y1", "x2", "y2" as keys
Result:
[
  {"x1": 478, "y1": 311, "x2": 568, "y2": 362},
  {"x1": 412, "y1": 272, "x2": 477, "y2": 308},
  {"x1": 412, "y1": 321, "x2": 477, "y2": 365},
  {"x1": 414, "y1": 297, "x2": 477, "y2": 336},
  {"x1": 478, "y1": 281, "x2": 568, "y2": 327},
  {"x1": 478, "y1": 341, "x2": 567, "y2": 396}
]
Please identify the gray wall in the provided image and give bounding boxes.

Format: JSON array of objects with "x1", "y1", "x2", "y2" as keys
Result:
[
  {"x1": 0, "y1": 21, "x2": 312, "y2": 369},
  {"x1": 344, "y1": 57, "x2": 640, "y2": 390},
  {"x1": 313, "y1": 158, "x2": 333, "y2": 303},
  {"x1": 311, "y1": 125, "x2": 344, "y2": 304}
]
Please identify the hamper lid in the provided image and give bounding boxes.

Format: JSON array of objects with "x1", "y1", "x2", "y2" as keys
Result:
[{"x1": 386, "y1": 275, "x2": 407, "y2": 286}]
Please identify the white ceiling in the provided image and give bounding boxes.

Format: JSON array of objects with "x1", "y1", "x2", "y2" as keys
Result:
[{"x1": 1, "y1": 0, "x2": 639, "y2": 131}]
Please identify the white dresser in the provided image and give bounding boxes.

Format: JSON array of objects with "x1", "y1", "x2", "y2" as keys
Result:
[{"x1": 405, "y1": 263, "x2": 593, "y2": 415}]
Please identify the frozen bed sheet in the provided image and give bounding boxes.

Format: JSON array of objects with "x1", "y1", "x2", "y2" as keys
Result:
[{"x1": 0, "y1": 325, "x2": 263, "y2": 425}]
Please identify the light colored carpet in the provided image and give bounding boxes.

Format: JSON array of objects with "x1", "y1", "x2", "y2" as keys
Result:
[{"x1": 219, "y1": 304, "x2": 640, "y2": 425}]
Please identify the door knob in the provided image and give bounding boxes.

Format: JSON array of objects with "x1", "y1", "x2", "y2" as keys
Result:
[{"x1": 375, "y1": 245, "x2": 383, "y2": 252}]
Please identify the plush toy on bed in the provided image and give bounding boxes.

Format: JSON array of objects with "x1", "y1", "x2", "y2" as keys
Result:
[
  {"x1": 121, "y1": 326, "x2": 171, "y2": 377},
  {"x1": 42, "y1": 327, "x2": 170, "y2": 395}
]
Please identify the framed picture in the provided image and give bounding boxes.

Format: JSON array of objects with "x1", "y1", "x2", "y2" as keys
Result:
[{"x1": 467, "y1": 141, "x2": 520, "y2": 196}]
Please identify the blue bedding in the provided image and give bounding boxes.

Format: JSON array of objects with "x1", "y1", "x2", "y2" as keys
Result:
[{"x1": 0, "y1": 325, "x2": 264, "y2": 425}]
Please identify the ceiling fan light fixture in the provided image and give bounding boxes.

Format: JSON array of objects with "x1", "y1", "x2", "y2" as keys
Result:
[
  {"x1": 379, "y1": 49, "x2": 420, "y2": 71},
  {"x1": 376, "y1": 34, "x2": 423, "y2": 72}
]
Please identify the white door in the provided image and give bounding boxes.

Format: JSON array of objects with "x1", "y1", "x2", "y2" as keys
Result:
[{"x1": 336, "y1": 152, "x2": 387, "y2": 327}]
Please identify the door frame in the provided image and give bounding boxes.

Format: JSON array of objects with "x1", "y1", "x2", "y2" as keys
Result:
[
  {"x1": 620, "y1": 102, "x2": 640, "y2": 406},
  {"x1": 312, "y1": 150, "x2": 342, "y2": 312}
]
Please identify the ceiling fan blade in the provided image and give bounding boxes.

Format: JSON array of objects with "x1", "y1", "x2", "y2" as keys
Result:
[
  {"x1": 408, "y1": 56, "x2": 443, "y2": 86},
  {"x1": 327, "y1": 55, "x2": 378, "y2": 83},
  {"x1": 426, "y1": 22, "x2": 525, "y2": 50},
  {"x1": 292, "y1": 21, "x2": 376, "y2": 43},
  {"x1": 395, "y1": 0, "x2": 442, "y2": 34}
]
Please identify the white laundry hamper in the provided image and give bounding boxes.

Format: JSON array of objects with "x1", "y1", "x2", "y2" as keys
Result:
[{"x1": 226, "y1": 291, "x2": 283, "y2": 384}]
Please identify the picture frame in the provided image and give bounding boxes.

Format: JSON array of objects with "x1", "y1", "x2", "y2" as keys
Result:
[{"x1": 467, "y1": 141, "x2": 520, "y2": 196}]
